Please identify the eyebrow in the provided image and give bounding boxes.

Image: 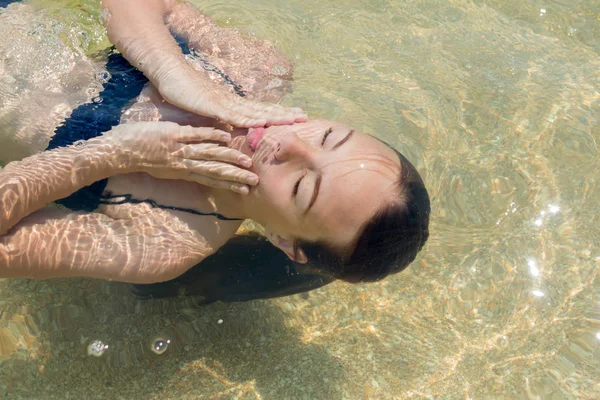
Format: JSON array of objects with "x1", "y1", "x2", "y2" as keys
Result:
[
  {"x1": 303, "y1": 172, "x2": 322, "y2": 216},
  {"x1": 332, "y1": 129, "x2": 354, "y2": 150},
  {"x1": 303, "y1": 130, "x2": 354, "y2": 215}
]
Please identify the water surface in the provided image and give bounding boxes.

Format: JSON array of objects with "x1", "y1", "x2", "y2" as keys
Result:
[{"x1": 0, "y1": 0, "x2": 598, "y2": 398}]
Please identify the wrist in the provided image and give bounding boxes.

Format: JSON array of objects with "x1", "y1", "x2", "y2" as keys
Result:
[
  {"x1": 76, "y1": 136, "x2": 131, "y2": 177},
  {"x1": 150, "y1": 51, "x2": 193, "y2": 90},
  {"x1": 97, "y1": 124, "x2": 162, "y2": 175}
]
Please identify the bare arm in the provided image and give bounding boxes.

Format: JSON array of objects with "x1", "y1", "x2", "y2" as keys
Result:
[
  {"x1": 165, "y1": 2, "x2": 294, "y2": 104},
  {"x1": 0, "y1": 122, "x2": 252, "y2": 283},
  {"x1": 101, "y1": 0, "x2": 306, "y2": 127},
  {"x1": 0, "y1": 139, "x2": 196, "y2": 283},
  {"x1": 102, "y1": 0, "x2": 182, "y2": 91},
  {"x1": 0, "y1": 206, "x2": 209, "y2": 283},
  {"x1": 0, "y1": 137, "x2": 119, "y2": 236},
  {"x1": 0, "y1": 121, "x2": 255, "y2": 235}
]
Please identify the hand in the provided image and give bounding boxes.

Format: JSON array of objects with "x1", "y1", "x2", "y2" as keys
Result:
[
  {"x1": 104, "y1": 122, "x2": 258, "y2": 194},
  {"x1": 155, "y1": 63, "x2": 307, "y2": 128},
  {"x1": 103, "y1": 0, "x2": 306, "y2": 128}
]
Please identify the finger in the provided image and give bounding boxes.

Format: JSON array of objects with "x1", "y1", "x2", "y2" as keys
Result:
[
  {"x1": 262, "y1": 114, "x2": 297, "y2": 126},
  {"x1": 293, "y1": 112, "x2": 309, "y2": 123},
  {"x1": 183, "y1": 160, "x2": 260, "y2": 186},
  {"x1": 214, "y1": 101, "x2": 307, "y2": 128},
  {"x1": 175, "y1": 126, "x2": 232, "y2": 144},
  {"x1": 222, "y1": 104, "x2": 286, "y2": 128},
  {"x1": 219, "y1": 110, "x2": 268, "y2": 129},
  {"x1": 124, "y1": 122, "x2": 231, "y2": 142},
  {"x1": 250, "y1": 102, "x2": 306, "y2": 117},
  {"x1": 245, "y1": 103, "x2": 308, "y2": 125},
  {"x1": 180, "y1": 144, "x2": 253, "y2": 168},
  {"x1": 185, "y1": 174, "x2": 252, "y2": 195}
]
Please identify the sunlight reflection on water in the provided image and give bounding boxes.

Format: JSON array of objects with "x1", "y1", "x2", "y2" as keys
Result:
[{"x1": 0, "y1": 0, "x2": 599, "y2": 398}]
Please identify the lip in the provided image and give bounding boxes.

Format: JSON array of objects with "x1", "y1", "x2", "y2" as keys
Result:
[
  {"x1": 251, "y1": 129, "x2": 277, "y2": 167},
  {"x1": 253, "y1": 126, "x2": 273, "y2": 155},
  {"x1": 254, "y1": 130, "x2": 267, "y2": 152},
  {"x1": 247, "y1": 127, "x2": 265, "y2": 152}
]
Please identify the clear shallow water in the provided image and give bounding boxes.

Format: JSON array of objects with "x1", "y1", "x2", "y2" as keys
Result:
[{"x1": 0, "y1": 0, "x2": 599, "y2": 398}]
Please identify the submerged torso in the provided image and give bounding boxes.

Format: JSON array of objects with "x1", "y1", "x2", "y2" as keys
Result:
[
  {"x1": 1, "y1": 2, "x2": 292, "y2": 252},
  {"x1": 103, "y1": 83, "x2": 246, "y2": 253}
]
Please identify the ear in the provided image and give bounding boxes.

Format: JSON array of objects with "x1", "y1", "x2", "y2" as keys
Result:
[{"x1": 264, "y1": 228, "x2": 308, "y2": 264}]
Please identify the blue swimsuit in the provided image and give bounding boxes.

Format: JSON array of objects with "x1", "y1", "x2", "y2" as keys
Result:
[
  {"x1": 47, "y1": 52, "x2": 148, "y2": 211},
  {"x1": 3, "y1": 2, "x2": 145, "y2": 213},
  {"x1": 33, "y1": 40, "x2": 332, "y2": 301},
  {"x1": 0, "y1": 1, "x2": 20, "y2": 8},
  {"x1": 46, "y1": 40, "x2": 247, "y2": 212}
]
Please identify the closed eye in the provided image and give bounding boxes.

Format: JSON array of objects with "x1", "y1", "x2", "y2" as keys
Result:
[
  {"x1": 292, "y1": 171, "x2": 306, "y2": 198},
  {"x1": 321, "y1": 127, "x2": 333, "y2": 146}
]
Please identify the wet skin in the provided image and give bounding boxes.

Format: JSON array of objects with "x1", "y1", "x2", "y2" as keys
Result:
[
  {"x1": 0, "y1": 2, "x2": 403, "y2": 282},
  {"x1": 218, "y1": 120, "x2": 402, "y2": 258}
]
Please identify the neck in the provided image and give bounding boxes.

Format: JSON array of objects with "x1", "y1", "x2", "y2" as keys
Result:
[{"x1": 203, "y1": 128, "x2": 254, "y2": 220}]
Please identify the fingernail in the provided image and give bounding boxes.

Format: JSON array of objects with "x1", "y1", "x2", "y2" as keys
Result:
[
  {"x1": 239, "y1": 156, "x2": 252, "y2": 168},
  {"x1": 248, "y1": 176, "x2": 259, "y2": 185},
  {"x1": 239, "y1": 186, "x2": 250, "y2": 195},
  {"x1": 221, "y1": 133, "x2": 232, "y2": 142}
]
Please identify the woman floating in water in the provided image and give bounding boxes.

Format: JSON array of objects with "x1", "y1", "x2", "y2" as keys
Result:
[{"x1": 0, "y1": 1, "x2": 430, "y2": 293}]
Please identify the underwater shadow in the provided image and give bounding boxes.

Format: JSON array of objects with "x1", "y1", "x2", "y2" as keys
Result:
[{"x1": 0, "y1": 250, "x2": 344, "y2": 399}]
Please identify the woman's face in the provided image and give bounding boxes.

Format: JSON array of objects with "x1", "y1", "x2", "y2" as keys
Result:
[{"x1": 242, "y1": 120, "x2": 401, "y2": 252}]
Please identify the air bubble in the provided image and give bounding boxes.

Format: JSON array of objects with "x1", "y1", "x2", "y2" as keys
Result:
[
  {"x1": 87, "y1": 340, "x2": 109, "y2": 357},
  {"x1": 95, "y1": 71, "x2": 111, "y2": 84},
  {"x1": 150, "y1": 338, "x2": 171, "y2": 355}
]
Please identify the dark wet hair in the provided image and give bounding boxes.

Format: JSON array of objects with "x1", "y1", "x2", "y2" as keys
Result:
[{"x1": 295, "y1": 148, "x2": 430, "y2": 283}]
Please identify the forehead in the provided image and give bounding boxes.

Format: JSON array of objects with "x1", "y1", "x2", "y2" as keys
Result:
[{"x1": 302, "y1": 131, "x2": 401, "y2": 247}]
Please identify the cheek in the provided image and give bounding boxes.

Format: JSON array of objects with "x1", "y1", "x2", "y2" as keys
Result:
[
  {"x1": 256, "y1": 175, "x2": 288, "y2": 207},
  {"x1": 252, "y1": 181, "x2": 298, "y2": 231},
  {"x1": 256, "y1": 162, "x2": 291, "y2": 197}
]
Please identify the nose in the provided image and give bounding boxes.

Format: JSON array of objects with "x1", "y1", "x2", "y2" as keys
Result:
[{"x1": 274, "y1": 132, "x2": 315, "y2": 164}]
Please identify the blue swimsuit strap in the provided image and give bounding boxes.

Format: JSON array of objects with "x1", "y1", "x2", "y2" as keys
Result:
[{"x1": 99, "y1": 193, "x2": 243, "y2": 221}]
